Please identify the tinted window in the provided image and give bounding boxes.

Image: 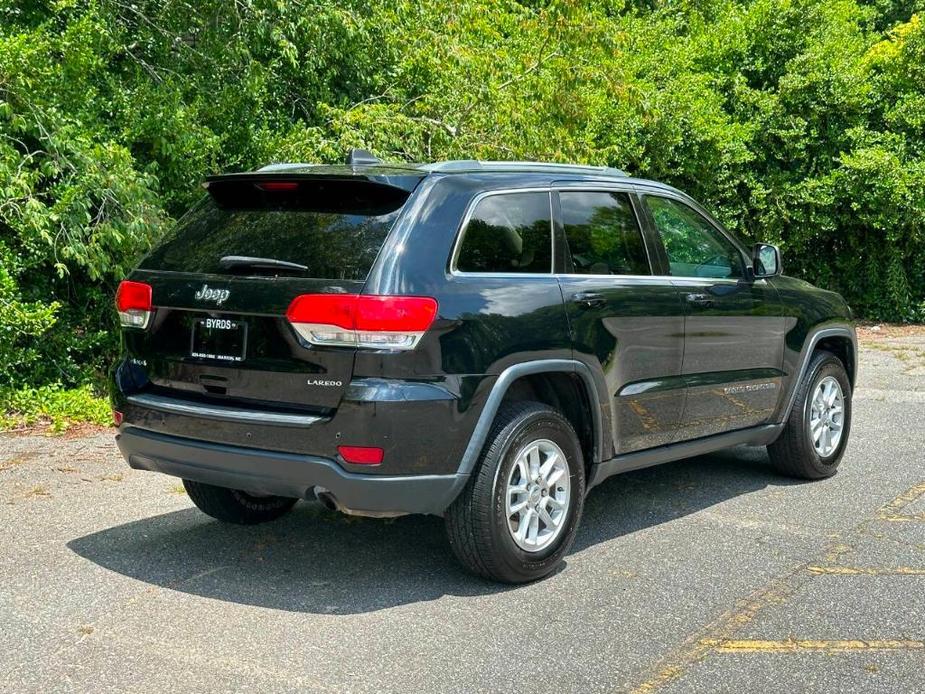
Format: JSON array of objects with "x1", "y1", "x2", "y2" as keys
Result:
[
  {"x1": 560, "y1": 191, "x2": 649, "y2": 275},
  {"x1": 643, "y1": 196, "x2": 744, "y2": 279},
  {"x1": 456, "y1": 192, "x2": 552, "y2": 273},
  {"x1": 141, "y1": 180, "x2": 408, "y2": 280}
]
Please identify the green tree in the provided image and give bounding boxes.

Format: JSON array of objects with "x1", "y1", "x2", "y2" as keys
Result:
[{"x1": 0, "y1": 0, "x2": 923, "y2": 401}]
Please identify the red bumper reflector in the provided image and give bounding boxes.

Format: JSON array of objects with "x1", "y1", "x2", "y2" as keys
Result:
[
  {"x1": 337, "y1": 445, "x2": 384, "y2": 465},
  {"x1": 112, "y1": 410, "x2": 124, "y2": 426}
]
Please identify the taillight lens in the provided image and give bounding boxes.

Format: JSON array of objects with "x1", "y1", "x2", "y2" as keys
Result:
[
  {"x1": 286, "y1": 294, "x2": 437, "y2": 350},
  {"x1": 115, "y1": 280, "x2": 153, "y2": 329}
]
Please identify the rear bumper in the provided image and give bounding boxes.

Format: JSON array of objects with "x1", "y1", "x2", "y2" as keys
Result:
[
  {"x1": 112, "y1": 360, "x2": 492, "y2": 477},
  {"x1": 117, "y1": 426, "x2": 466, "y2": 516}
]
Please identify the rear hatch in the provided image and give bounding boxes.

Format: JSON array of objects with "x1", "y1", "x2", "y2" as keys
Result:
[{"x1": 122, "y1": 170, "x2": 423, "y2": 414}]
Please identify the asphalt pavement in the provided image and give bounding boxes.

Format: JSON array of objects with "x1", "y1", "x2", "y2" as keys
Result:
[{"x1": 2, "y1": 334, "x2": 924, "y2": 693}]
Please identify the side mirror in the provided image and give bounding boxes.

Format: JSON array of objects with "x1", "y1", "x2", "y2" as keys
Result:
[{"x1": 753, "y1": 243, "x2": 782, "y2": 278}]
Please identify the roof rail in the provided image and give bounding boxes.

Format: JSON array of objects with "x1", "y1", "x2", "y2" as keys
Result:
[
  {"x1": 422, "y1": 159, "x2": 481, "y2": 171},
  {"x1": 420, "y1": 160, "x2": 628, "y2": 177}
]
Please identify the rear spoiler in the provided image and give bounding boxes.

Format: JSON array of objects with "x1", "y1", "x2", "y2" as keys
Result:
[
  {"x1": 205, "y1": 164, "x2": 425, "y2": 191},
  {"x1": 203, "y1": 170, "x2": 425, "y2": 214}
]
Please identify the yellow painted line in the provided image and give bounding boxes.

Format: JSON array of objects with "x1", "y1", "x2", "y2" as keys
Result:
[
  {"x1": 877, "y1": 482, "x2": 925, "y2": 521},
  {"x1": 704, "y1": 638, "x2": 925, "y2": 653},
  {"x1": 630, "y1": 574, "x2": 809, "y2": 694},
  {"x1": 880, "y1": 512, "x2": 925, "y2": 522},
  {"x1": 628, "y1": 482, "x2": 925, "y2": 693},
  {"x1": 807, "y1": 565, "x2": 925, "y2": 575},
  {"x1": 821, "y1": 542, "x2": 853, "y2": 564}
]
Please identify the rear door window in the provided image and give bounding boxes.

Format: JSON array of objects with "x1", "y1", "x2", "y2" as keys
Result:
[
  {"x1": 140, "y1": 178, "x2": 411, "y2": 280},
  {"x1": 559, "y1": 191, "x2": 650, "y2": 275},
  {"x1": 455, "y1": 192, "x2": 553, "y2": 274}
]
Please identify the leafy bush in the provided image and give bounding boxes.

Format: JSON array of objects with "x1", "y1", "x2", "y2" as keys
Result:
[
  {"x1": 0, "y1": 0, "x2": 923, "y2": 403},
  {"x1": 0, "y1": 385, "x2": 111, "y2": 432}
]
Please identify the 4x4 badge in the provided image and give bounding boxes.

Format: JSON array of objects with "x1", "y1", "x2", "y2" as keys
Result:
[{"x1": 194, "y1": 284, "x2": 230, "y2": 305}]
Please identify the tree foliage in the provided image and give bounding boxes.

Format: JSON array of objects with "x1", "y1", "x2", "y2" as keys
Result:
[{"x1": 0, "y1": 0, "x2": 923, "y2": 389}]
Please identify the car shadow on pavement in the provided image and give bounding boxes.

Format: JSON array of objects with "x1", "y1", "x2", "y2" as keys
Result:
[{"x1": 68, "y1": 445, "x2": 801, "y2": 614}]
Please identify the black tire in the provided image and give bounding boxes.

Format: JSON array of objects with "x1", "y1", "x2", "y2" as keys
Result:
[
  {"x1": 768, "y1": 350, "x2": 852, "y2": 479},
  {"x1": 445, "y1": 401, "x2": 585, "y2": 583},
  {"x1": 182, "y1": 479, "x2": 297, "y2": 524}
]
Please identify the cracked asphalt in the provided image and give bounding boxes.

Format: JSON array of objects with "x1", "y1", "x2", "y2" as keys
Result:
[{"x1": 2, "y1": 333, "x2": 924, "y2": 693}]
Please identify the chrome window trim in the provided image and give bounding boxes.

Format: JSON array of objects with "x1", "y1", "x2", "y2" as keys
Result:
[
  {"x1": 555, "y1": 274, "x2": 661, "y2": 280},
  {"x1": 447, "y1": 184, "x2": 760, "y2": 283},
  {"x1": 449, "y1": 187, "x2": 555, "y2": 277},
  {"x1": 440, "y1": 272, "x2": 767, "y2": 285},
  {"x1": 441, "y1": 272, "x2": 763, "y2": 283},
  {"x1": 666, "y1": 276, "x2": 760, "y2": 285},
  {"x1": 556, "y1": 187, "x2": 655, "y2": 277}
]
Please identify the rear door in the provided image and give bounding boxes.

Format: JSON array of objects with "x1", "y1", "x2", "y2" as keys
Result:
[
  {"x1": 638, "y1": 193, "x2": 786, "y2": 440},
  {"x1": 125, "y1": 175, "x2": 417, "y2": 413},
  {"x1": 555, "y1": 187, "x2": 687, "y2": 455}
]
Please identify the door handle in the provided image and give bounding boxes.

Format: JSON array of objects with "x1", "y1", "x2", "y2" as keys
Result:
[
  {"x1": 685, "y1": 292, "x2": 715, "y2": 308},
  {"x1": 572, "y1": 292, "x2": 606, "y2": 309}
]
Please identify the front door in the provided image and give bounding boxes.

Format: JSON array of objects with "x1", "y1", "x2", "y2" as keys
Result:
[
  {"x1": 639, "y1": 194, "x2": 787, "y2": 441},
  {"x1": 555, "y1": 188, "x2": 687, "y2": 456}
]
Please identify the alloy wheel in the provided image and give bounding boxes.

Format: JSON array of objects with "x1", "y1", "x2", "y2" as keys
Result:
[
  {"x1": 809, "y1": 375, "x2": 845, "y2": 458},
  {"x1": 505, "y1": 439, "x2": 571, "y2": 552}
]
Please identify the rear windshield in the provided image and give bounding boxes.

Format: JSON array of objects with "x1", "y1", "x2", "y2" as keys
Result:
[{"x1": 140, "y1": 178, "x2": 410, "y2": 280}]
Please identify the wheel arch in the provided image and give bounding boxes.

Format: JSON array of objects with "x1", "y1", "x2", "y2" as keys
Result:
[
  {"x1": 456, "y1": 360, "x2": 609, "y2": 479},
  {"x1": 776, "y1": 325, "x2": 857, "y2": 424},
  {"x1": 815, "y1": 334, "x2": 857, "y2": 387},
  {"x1": 499, "y1": 371, "x2": 597, "y2": 477}
]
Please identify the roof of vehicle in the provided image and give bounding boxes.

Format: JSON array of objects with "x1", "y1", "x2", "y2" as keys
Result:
[{"x1": 211, "y1": 150, "x2": 682, "y2": 195}]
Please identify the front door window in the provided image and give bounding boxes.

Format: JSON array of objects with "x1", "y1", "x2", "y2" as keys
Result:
[{"x1": 643, "y1": 196, "x2": 744, "y2": 279}]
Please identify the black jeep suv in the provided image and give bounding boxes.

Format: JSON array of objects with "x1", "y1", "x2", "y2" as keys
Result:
[{"x1": 112, "y1": 150, "x2": 856, "y2": 583}]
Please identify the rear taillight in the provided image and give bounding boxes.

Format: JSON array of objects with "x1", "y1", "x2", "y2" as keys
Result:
[
  {"x1": 116, "y1": 280, "x2": 153, "y2": 329},
  {"x1": 286, "y1": 294, "x2": 437, "y2": 350}
]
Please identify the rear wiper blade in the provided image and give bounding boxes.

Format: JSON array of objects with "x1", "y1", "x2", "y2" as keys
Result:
[{"x1": 218, "y1": 255, "x2": 308, "y2": 272}]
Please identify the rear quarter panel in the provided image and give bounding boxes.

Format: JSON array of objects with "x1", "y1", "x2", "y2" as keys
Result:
[{"x1": 358, "y1": 174, "x2": 574, "y2": 471}]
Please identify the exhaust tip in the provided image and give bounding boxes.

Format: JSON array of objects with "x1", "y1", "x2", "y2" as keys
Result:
[
  {"x1": 314, "y1": 487, "x2": 339, "y2": 512},
  {"x1": 312, "y1": 486, "x2": 407, "y2": 518}
]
